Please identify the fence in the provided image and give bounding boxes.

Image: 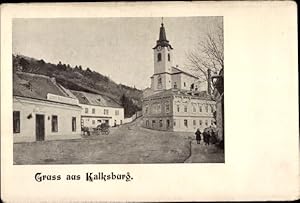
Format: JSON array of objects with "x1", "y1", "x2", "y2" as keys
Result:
[{"x1": 123, "y1": 111, "x2": 142, "y2": 124}]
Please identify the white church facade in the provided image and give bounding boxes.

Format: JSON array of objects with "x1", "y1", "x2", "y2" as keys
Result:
[{"x1": 142, "y1": 22, "x2": 216, "y2": 132}]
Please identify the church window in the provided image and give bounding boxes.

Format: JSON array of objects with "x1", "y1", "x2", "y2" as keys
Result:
[
  {"x1": 184, "y1": 105, "x2": 188, "y2": 112},
  {"x1": 199, "y1": 120, "x2": 202, "y2": 125},
  {"x1": 157, "y1": 53, "x2": 161, "y2": 62},
  {"x1": 174, "y1": 82, "x2": 177, "y2": 88},
  {"x1": 199, "y1": 105, "x2": 202, "y2": 112},
  {"x1": 168, "y1": 53, "x2": 170, "y2": 61},
  {"x1": 177, "y1": 105, "x2": 180, "y2": 112},
  {"x1": 173, "y1": 120, "x2": 176, "y2": 126},
  {"x1": 158, "y1": 76, "x2": 162, "y2": 88}
]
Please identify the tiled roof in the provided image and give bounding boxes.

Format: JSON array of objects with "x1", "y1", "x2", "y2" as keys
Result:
[
  {"x1": 13, "y1": 72, "x2": 68, "y2": 100},
  {"x1": 71, "y1": 90, "x2": 122, "y2": 108},
  {"x1": 171, "y1": 66, "x2": 199, "y2": 79},
  {"x1": 143, "y1": 89, "x2": 214, "y2": 101}
]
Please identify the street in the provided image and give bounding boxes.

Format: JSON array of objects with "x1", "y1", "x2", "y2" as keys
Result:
[{"x1": 14, "y1": 118, "x2": 224, "y2": 164}]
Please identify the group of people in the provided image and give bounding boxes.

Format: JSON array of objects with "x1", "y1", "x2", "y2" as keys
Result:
[{"x1": 195, "y1": 128, "x2": 217, "y2": 145}]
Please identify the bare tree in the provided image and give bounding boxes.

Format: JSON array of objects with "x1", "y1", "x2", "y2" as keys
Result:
[{"x1": 186, "y1": 24, "x2": 224, "y2": 91}]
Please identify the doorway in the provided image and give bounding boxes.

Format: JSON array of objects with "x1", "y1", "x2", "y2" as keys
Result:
[{"x1": 36, "y1": 114, "x2": 45, "y2": 141}]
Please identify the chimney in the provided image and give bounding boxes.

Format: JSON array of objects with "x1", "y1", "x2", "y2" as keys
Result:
[{"x1": 207, "y1": 69, "x2": 212, "y2": 95}]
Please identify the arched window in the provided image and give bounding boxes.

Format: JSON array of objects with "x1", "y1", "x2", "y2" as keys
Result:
[
  {"x1": 168, "y1": 53, "x2": 170, "y2": 61},
  {"x1": 157, "y1": 53, "x2": 161, "y2": 62}
]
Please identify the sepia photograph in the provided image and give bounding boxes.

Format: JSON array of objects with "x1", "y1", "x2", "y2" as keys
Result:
[
  {"x1": 12, "y1": 17, "x2": 224, "y2": 164},
  {"x1": 1, "y1": 2, "x2": 298, "y2": 202}
]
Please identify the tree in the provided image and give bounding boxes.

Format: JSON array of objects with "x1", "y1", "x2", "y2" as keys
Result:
[{"x1": 187, "y1": 23, "x2": 224, "y2": 94}]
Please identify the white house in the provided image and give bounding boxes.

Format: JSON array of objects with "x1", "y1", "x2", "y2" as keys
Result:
[
  {"x1": 13, "y1": 72, "x2": 82, "y2": 143},
  {"x1": 71, "y1": 90, "x2": 124, "y2": 128}
]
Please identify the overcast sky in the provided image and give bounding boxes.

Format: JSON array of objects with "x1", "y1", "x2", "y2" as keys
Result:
[{"x1": 13, "y1": 17, "x2": 222, "y2": 89}]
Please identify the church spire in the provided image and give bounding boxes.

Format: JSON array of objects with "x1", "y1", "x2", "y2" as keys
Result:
[
  {"x1": 159, "y1": 21, "x2": 167, "y2": 41},
  {"x1": 153, "y1": 18, "x2": 173, "y2": 50}
]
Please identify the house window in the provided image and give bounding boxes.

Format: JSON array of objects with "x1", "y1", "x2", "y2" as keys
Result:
[
  {"x1": 85, "y1": 108, "x2": 88, "y2": 113},
  {"x1": 166, "y1": 120, "x2": 170, "y2": 128},
  {"x1": 152, "y1": 120, "x2": 156, "y2": 127},
  {"x1": 199, "y1": 105, "x2": 202, "y2": 112},
  {"x1": 92, "y1": 108, "x2": 95, "y2": 114},
  {"x1": 205, "y1": 120, "x2": 208, "y2": 126},
  {"x1": 192, "y1": 104, "x2": 196, "y2": 112},
  {"x1": 72, "y1": 117, "x2": 76, "y2": 132},
  {"x1": 184, "y1": 82, "x2": 186, "y2": 87},
  {"x1": 184, "y1": 105, "x2": 188, "y2": 112},
  {"x1": 159, "y1": 120, "x2": 163, "y2": 127},
  {"x1": 168, "y1": 53, "x2": 170, "y2": 61},
  {"x1": 146, "y1": 120, "x2": 149, "y2": 127},
  {"x1": 184, "y1": 119, "x2": 188, "y2": 127},
  {"x1": 92, "y1": 120, "x2": 95, "y2": 125},
  {"x1": 165, "y1": 102, "x2": 170, "y2": 113},
  {"x1": 211, "y1": 105, "x2": 214, "y2": 113},
  {"x1": 145, "y1": 106, "x2": 148, "y2": 114},
  {"x1": 115, "y1": 110, "x2": 119, "y2": 115},
  {"x1": 200, "y1": 120, "x2": 202, "y2": 126},
  {"x1": 51, "y1": 115, "x2": 58, "y2": 132},
  {"x1": 157, "y1": 53, "x2": 161, "y2": 61},
  {"x1": 104, "y1": 109, "x2": 109, "y2": 115},
  {"x1": 13, "y1": 111, "x2": 20, "y2": 133},
  {"x1": 206, "y1": 105, "x2": 208, "y2": 112},
  {"x1": 157, "y1": 104, "x2": 161, "y2": 113},
  {"x1": 177, "y1": 105, "x2": 180, "y2": 112},
  {"x1": 173, "y1": 120, "x2": 176, "y2": 126},
  {"x1": 174, "y1": 82, "x2": 177, "y2": 88},
  {"x1": 193, "y1": 120, "x2": 196, "y2": 125},
  {"x1": 120, "y1": 120, "x2": 123, "y2": 125}
]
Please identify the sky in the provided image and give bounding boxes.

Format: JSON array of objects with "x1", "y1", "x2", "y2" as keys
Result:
[{"x1": 13, "y1": 17, "x2": 222, "y2": 89}]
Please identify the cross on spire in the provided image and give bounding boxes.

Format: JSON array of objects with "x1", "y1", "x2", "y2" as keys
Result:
[{"x1": 161, "y1": 17, "x2": 164, "y2": 25}]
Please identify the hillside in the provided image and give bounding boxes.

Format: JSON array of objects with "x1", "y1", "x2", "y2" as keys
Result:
[{"x1": 13, "y1": 54, "x2": 142, "y2": 118}]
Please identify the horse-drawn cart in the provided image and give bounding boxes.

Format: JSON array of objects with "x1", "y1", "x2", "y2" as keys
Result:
[{"x1": 81, "y1": 123, "x2": 110, "y2": 137}]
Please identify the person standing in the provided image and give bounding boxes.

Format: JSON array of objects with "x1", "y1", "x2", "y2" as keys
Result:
[{"x1": 195, "y1": 128, "x2": 201, "y2": 144}]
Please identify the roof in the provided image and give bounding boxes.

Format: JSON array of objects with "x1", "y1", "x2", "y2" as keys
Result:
[
  {"x1": 151, "y1": 66, "x2": 199, "y2": 79},
  {"x1": 71, "y1": 90, "x2": 122, "y2": 108},
  {"x1": 143, "y1": 89, "x2": 214, "y2": 101},
  {"x1": 13, "y1": 72, "x2": 69, "y2": 100},
  {"x1": 171, "y1": 66, "x2": 199, "y2": 79}
]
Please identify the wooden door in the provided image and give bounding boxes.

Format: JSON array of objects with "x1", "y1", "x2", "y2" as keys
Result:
[{"x1": 36, "y1": 114, "x2": 45, "y2": 141}]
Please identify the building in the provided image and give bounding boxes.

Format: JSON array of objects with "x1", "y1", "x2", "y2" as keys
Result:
[
  {"x1": 71, "y1": 90, "x2": 124, "y2": 128},
  {"x1": 212, "y1": 68, "x2": 224, "y2": 141},
  {"x1": 13, "y1": 72, "x2": 82, "y2": 143},
  {"x1": 142, "y1": 22, "x2": 216, "y2": 132}
]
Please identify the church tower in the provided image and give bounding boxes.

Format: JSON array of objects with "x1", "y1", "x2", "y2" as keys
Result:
[{"x1": 151, "y1": 20, "x2": 173, "y2": 91}]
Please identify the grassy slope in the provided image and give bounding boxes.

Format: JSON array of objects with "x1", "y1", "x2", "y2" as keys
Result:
[{"x1": 13, "y1": 54, "x2": 142, "y2": 117}]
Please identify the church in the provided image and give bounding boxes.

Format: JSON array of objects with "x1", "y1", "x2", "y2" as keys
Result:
[{"x1": 142, "y1": 21, "x2": 216, "y2": 132}]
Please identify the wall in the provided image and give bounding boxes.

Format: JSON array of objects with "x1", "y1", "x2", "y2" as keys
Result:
[
  {"x1": 123, "y1": 111, "x2": 143, "y2": 124},
  {"x1": 80, "y1": 104, "x2": 124, "y2": 128},
  {"x1": 13, "y1": 97, "x2": 82, "y2": 143}
]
